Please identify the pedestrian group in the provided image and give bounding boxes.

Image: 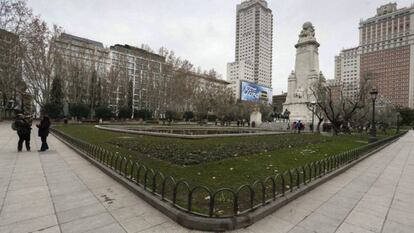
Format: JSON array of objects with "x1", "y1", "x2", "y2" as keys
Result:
[
  {"x1": 292, "y1": 120, "x2": 305, "y2": 134},
  {"x1": 12, "y1": 114, "x2": 51, "y2": 152}
]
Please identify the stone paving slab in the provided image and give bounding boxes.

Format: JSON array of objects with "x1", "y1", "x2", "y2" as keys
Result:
[
  {"x1": 238, "y1": 131, "x2": 414, "y2": 233},
  {"x1": 0, "y1": 123, "x2": 186, "y2": 233},
  {"x1": 1, "y1": 122, "x2": 413, "y2": 233}
]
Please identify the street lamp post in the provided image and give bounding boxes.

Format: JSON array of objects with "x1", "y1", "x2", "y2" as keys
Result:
[
  {"x1": 369, "y1": 88, "x2": 378, "y2": 143},
  {"x1": 396, "y1": 112, "x2": 400, "y2": 134}
]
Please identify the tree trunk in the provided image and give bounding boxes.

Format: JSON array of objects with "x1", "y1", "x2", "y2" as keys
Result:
[
  {"x1": 332, "y1": 125, "x2": 340, "y2": 135},
  {"x1": 316, "y1": 118, "x2": 323, "y2": 133}
]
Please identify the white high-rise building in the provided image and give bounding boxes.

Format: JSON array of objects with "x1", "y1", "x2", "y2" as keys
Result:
[
  {"x1": 334, "y1": 47, "x2": 360, "y2": 98},
  {"x1": 227, "y1": 0, "x2": 273, "y2": 100}
]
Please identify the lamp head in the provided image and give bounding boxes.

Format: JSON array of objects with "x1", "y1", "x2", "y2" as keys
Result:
[{"x1": 370, "y1": 88, "x2": 378, "y2": 101}]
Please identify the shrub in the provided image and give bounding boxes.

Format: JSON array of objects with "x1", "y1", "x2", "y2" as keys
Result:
[
  {"x1": 95, "y1": 106, "x2": 114, "y2": 120},
  {"x1": 183, "y1": 111, "x2": 194, "y2": 121},
  {"x1": 166, "y1": 110, "x2": 178, "y2": 121},
  {"x1": 42, "y1": 103, "x2": 62, "y2": 119},
  {"x1": 69, "y1": 104, "x2": 90, "y2": 119},
  {"x1": 118, "y1": 106, "x2": 132, "y2": 119},
  {"x1": 207, "y1": 114, "x2": 217, "y2": 122},
  {"x1": 399, "y1": 107, "x2": 414, "y2": 126},
  {"x1": 146, "y1": 120, "x2": 159, "y2": 124},
  {"x1": 136, "y1": 109, "x2": 152, "y2": 120}
]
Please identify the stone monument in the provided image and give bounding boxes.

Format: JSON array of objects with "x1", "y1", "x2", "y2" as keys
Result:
[
  {"x1": 283, "y1": 22, "x2": 325, "y2": 123},
  {"x1": 250, "y1": 108, "x2": 262, "y2": 127}
]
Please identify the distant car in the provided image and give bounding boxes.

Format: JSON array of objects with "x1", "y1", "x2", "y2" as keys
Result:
[{"x1": 259, "y1": 91, "x2": 268, "y2": 102}]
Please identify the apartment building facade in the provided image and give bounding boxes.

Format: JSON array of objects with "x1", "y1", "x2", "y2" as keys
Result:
[
  {"x1": 333, "y1": 3, "x2": 414, "y2": 107},
  {"x1": 52, "y1": 33, "x2": 110, "y2": 106},
  {"x1": 334, "y1": 47, "x2": 360, "y2": 98},
  {"x1": 53, "y1": 33, "x2": 230, "y2": 117},
  {"x1": 0, "y1": 29, "x2": 22, "y2": 115},
  {"x1": 109, "y1": 44, "x2": 170, "y2": 115},
  {"x1": 359, "y1": 3, "x2": 414, "y2": 107}
]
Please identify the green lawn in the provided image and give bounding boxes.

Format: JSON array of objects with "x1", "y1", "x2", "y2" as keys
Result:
[{"x1": 54, "y1": 124, "x2": 384, "y2": 190}]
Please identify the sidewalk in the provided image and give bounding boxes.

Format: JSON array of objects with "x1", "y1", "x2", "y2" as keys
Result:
[
  {"x1": 238, "y1": 131, "x2": 414, "y2": 233},
  {"x1": 0, "y1": 123, "x2": 186, "y2": 233},
  {"x1": 0, "y1": 122, "x2": 413, "y2": 233}
]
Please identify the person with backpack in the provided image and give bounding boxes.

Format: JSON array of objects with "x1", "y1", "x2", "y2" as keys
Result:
[
  {"x1": 13, "y1": 114, "x2": 32, "y2": 152},
  {"x1": 36, "y1": 115, "x2": 51, "y2": 152}
]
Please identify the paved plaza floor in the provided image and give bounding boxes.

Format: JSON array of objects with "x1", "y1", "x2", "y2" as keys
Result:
[
  {"x1": 0, "y1": 122, "x2": 413, "y2": 233},
  {"x1": 0, "y1": 123, "x2": 185, "y2": 233}
]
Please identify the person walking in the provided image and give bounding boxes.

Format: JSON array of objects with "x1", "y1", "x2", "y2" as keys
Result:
[
  {"x1": 297, "y1": 120, "x2": 302, "y2": 134},
  {"x1": 14, "y1": 114, "x2": 32, "y2": 152},
  {"x1": 37, "y1": 115, "x2": 51, "y2": 152},
  {"x1": 292, "y1": 121, "x2": 297, "y2": 133}
]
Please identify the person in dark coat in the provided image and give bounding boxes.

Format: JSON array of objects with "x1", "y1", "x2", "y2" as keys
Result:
[
  {"x1": 36, "y1": 115, "x2": 51, "y2": 152},
  {"x1": 14, "y1": 114, "x2": 32, "y2": 152},
  {"x1": 297, "y1": 120, "x2": 302, "y2": 134}
]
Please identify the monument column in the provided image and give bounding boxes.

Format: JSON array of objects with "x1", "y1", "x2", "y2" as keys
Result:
[{"x1": 283, "y1": 22, "x2": 323, "y2": 123}]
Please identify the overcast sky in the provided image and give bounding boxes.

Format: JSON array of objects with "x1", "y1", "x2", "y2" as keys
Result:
[{"x1": 27, "y1": 0, "x2": 413, "y2": 94}]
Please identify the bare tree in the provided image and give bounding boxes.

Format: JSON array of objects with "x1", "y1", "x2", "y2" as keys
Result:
[
  {"x1": 180, "y1": 59, "x2": 194, "y2": 72},
  {"x1": 106, "y1": 52, "x2": 132, "y2": 116},
  {"x1": 166, "y1": 50, "x2": 176, "y2": 65},
  {"x1": 0, "y1": 0, "x2": 33, "y2": 114},
  {"x1": 154, "y1": 46, "x2": 231, "y2": 119},
  {"x1": 165, "y1": 70, "x2": 198, "y2": 113},
  {"x1": 306, "y1": 103, "x2": 324, "y2": 133},
  {"x1": 140, "y1": 43, "x2": 154, "y2": 53},
  {"x1": 22, "y1": 21, "x2": 61, "y2": 107},
  {"x1": 205, "y1": 68, "x2": 221, "y2": 79},
  {"x1": 0, "y1": 0, "x2": 33, "y2": 35},
  {"x1": 1, "y1": 1, "x2": 65, "y2": 109},
  {"x1": 193, "y1": 78, "x2": 214, "y2": 119},
  {"x1": 376, "y1": 102, "x2": 396, "y2": 130},
  {"x1": 158, "y1": 46, "x2": 169, "y2": 57},
  {"x1": 62, "y1": 57, "x2": 90, "y2": 105},
  {"x1": 310, "y1": 76, "x2": 372, "y2": 135},
  {"x1": 213, "y1": 86, "x2": 235, "y2": 120}
]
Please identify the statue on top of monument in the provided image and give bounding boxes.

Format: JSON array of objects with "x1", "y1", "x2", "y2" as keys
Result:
[
  {"x1": 299, "y1": 22, "x2": 315, "y2": 37},
  {"x1": 298, "y1": 22, "x2": 316, "y2": 43}
]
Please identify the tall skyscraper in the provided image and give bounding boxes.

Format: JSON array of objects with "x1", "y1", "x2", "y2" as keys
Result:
[{"x1": 227, "y1": 0, "x2": 273, "y2": 101}]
